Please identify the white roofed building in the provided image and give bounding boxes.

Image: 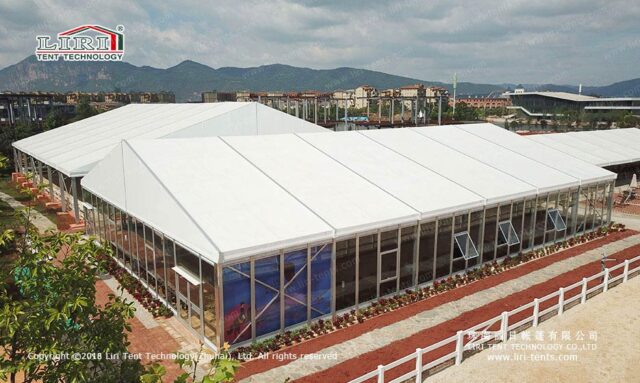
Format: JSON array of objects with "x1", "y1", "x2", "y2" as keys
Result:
[
  {"x1": 11, "y1": 102, "x2": 328, "y2": 221},
  {"x1": 78, "y1": 123, "x2": 617, "y2": 349}
]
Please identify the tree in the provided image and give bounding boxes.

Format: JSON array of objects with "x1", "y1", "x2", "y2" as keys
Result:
[
  {"x1": 0, "y1": 216, "x2": 143, "y2": 382},
  {"x1": 43, "y1": 109, "x2": 68, "y2": 131},
  {"x1": 73, "y1": 100, "x2": 98, "y2": 121},
  {"x1": 141, "y1": 343, "x2": 240, "y2": 383}
]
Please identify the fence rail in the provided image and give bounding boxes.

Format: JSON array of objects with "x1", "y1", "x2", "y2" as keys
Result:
[{"x1": 349, "y1": 256, "x2": 640, "y2": 383}]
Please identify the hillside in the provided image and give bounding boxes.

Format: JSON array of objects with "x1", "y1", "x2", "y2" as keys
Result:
[
  {"x1": 0, "y1": 56, "x2": 503, "y2": 101},
  {"x1": 0, "y1": 56, "x2": 637, "y2": 101}
]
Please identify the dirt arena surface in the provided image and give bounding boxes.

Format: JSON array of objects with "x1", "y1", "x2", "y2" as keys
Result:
[{"x1": 427, "y1": 276, "x2": 640, "y2": 383}]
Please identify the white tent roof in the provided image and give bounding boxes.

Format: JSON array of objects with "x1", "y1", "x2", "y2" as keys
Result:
[
  {"x1": 455, "y1": 124, "x2": 614, "y2": 184},
  {"x1": 81, "y1": 123, "x2": 616, "y2": 263},
  {"x1": 82, "y1": 138, "x2": 334, "y2": 263},
  {"x1": 360, "y1": 128, "x2": 536, "y2": 204},
  {"x1": 298, "y1": 131, "x2": 484, "y2": 219},
  {"x1": 13, "y1": 102, "x2": 328, "y2": 177},
  {"x1": 527, "y1": 128, "x2": 640, "y2": 167},
  {"x1": 412, "y1": 126, "x2": 580, "y2": 193}
]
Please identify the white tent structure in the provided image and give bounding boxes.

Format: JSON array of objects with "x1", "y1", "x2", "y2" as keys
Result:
[
  {"x1": 526, "y1": 128, "x2": 640, "y2": 167},
  {"x1": 11, "y1": 102, "x2": 328, "y2": 220},
  {"x1": 80, "y1": 123, "x2": 617, "y2": 348}
]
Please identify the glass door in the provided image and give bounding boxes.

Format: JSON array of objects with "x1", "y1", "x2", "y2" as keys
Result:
[
  {"x1": 379, "y1": 229, "x2": 399, "y2": 296},
  {"x1": 176, "y1": 273, "x2": 203, "y2": 334}
]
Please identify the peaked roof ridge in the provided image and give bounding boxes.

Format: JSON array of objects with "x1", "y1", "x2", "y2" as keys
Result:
[
  {"x1": 410, "y1": 127, "x2": 542, "y2": 193},
  {"x1": 355, "y1": 129, "x2": 487, "y2": 202},
  {"x1": 459, "y1": 124, "x2": 597, "y2": 184}
]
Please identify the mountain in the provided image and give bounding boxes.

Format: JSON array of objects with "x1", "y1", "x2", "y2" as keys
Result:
[
  {"x1": 0, "y1": 56, "x2": 505, "y2": 101},
  {"x1": 0, "y1": 56, "x2": 638, "y2": 101}
]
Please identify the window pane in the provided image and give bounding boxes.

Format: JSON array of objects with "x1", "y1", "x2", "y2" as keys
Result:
[
  {"x1": 310, "y1": 244, "x2": 332, "y2": 318},
  {"x1": 255, "y1": 255, "x2": 281, "y2": 336},
  {"x1": 468, "y1": 211, "x2": 483, "y2": 268},
  {"x1": 496, "y1": 205, "x2": 511, "y2": 259},
  {"x1": 335, "y1": 239, "x2": 356, "y2": 311},
  {"x1": 435, "y1": 218, "x2": 452, "y2": 278},
  {"x1": 223, "y1": 263, "x2": 251, "y2": 344},
  {"x1": 418, "y1": 222, "x2": 435, "y2": 284},
  {"x1": 510, "y1": 201, "x2": 525, "y2": 253},
  {"x1": 399, "y1": 226, "x2": 416, "y2": 290},
  {"x1": 164, "y1": 237, "x2": 177, "y2": 309},
  {"x1": 154, "y1": 231, "x2": 167, "y2": 300},
  {"x1": 358, "y1": 234, "x2": 378, "y2": 303},
  {"x1": 201, "y1": 261, "x2": 217, "y2": 341},
  {"x1": 284, "y1": 249, "x2": 307, "y2": 327},
  {"x1": 482, "y1": 207, "x2": 498, "y2": 263},
  {"x1": 534, "y1": 196, "x2": 547, "y2": 247}
]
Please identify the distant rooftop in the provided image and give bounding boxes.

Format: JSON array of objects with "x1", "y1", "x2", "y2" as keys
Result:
[{"x1": 506, "y1": 91, "x2": 640, "y2": 103}]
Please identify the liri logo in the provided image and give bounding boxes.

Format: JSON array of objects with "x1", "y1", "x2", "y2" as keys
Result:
[{"x1": 36, "y1": 25, "x2": 125, "y2": 61}]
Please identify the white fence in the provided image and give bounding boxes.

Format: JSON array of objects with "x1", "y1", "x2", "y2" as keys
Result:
[{"x1": 349, "y1": 255, "x2": 640, "y2": 383}]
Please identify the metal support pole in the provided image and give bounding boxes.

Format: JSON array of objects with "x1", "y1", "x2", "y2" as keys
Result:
[
  {"x1": 500, "y1": 311, "x2": 509, "y2": 341},
  {"x1": 438, "y1": 96, "x2": 442, "y2": 125},
  {"x1": 623, "y1": 260, "x2": 630, "y2": 282},
  {"x1": 401, "y1": 100, "x2": 404, "y2": 123},
  {"x1": 47, "y1": 166, "x2": 54, "y2": 198},
  {"x1": 533, "y1": 298, "x2": 539, "y2": 326},
  {"x1": 314, "y1": 98, "x2": 318, "y2": 124},
  {"x1": 455, "y1": 331, "x2": 464, "y2": 365},
  {"x1": 558, "y1": 287, "x2": 565, "y2": 315},
  {"x1": 390, "y1": 98, "x2": 394, "y2": 125},
  {"x1": 59, "y1": 172, "x2": 67, "y2": 212},
  {"x1": 415, "y1": 348, "x2": 423, "y2": 383},
  {"x1": 603, "y1": 268, "x2": 609, "y2": 292},
  {"x1": 378, "y1": 97, "x2": 382, "y2": 123},
  {"x1": 286, "y1": 96, "x2": 290, "y2": 114},
  {"x1": 581, "y1": 277, "x2": 587, "y2": 303},
  {"x1": 71, "y1": 177, "x2": 80, "y2": 223}
]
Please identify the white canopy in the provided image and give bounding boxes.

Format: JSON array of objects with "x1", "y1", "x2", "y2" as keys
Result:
[
  {"x1": 12, "y1": 102, "x2": 328, "y2": 177},
  {"x1": 527, "y1": 128, "x2": 640, "y2": 167},
  {"x1": 81, "y1": 123, "x2": 616, "y2": 263}
]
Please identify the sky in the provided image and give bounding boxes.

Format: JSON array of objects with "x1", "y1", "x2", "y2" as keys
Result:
[{"x1": 0, "y1": 0, "x2": 638, "y2": 86}]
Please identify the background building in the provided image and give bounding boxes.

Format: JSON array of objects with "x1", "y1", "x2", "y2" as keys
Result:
[{"x1": 507, "y1": 91, "x2": 640, "y2": 117}]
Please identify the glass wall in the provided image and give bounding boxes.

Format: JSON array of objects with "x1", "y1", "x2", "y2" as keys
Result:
[
  {"x1": 310, "y1": 244, "x2": 331, "y2": 319},
  {"x1": 435, "y1": 218, "x2": 452, "y2": 278},
  {"x1": 417, "y1": 221, "x2": 436, "y2": 285},
  {"x1": 84, "y1": 181, "x2": 613, "y2": 348},
  {"x1": 358, "y1": 234, "x2": 378, "y2": 303},
  {"x1": 335, "y1": 238, "x2": 356, "y2": 311},
  {"x1": 482, "y1": 207, "x2": 498, "y2": 262},
  {"x1": 83, "y1": 191, "x2": 219, "y2": 349},
  {"x1": 399, "y1": 226, "x2": 416, "y2": 290},
  {"x1": 254, "y1": 255, "x2": 280, "y2": 337}
]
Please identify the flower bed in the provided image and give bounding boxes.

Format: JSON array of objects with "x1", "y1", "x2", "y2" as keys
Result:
[
  {"x1": 98, "y1": 253, "x2": 173, "y2": 318},
  {"x1": 231, "y1": 223, "x2": 626, "y2": 361}
]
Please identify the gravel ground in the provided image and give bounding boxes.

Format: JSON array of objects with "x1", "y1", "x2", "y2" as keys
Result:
[{"x1": 427, "y1": 275, "x2": 640, "y2": 383}]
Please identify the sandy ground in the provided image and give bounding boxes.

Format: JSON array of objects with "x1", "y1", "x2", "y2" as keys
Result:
[{"x1": 427, "y1": 275, "x2": 640, "y2": 383}]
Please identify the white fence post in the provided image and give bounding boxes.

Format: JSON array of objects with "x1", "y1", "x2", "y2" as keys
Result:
[
  {"x1": 377, "y1": 365, "x2": 385, "y2": 383},
  {"x1": 500, "y1": 311, "x2": 509, "y2": 341},
  {"x1": 623, "y1": 260, "x2": 630, "y2": 283},
  {"x1": 603, "y1": 268, "x2": 610, "y2": 292},
  {"x1": 533, "y1": 298, "x2": 540, "y2": 327},
  {"x1": 558, "y1": 287, "x2": 565, "y2": 315},
  {"x1": 415, "y1": 348, "x2": 422, "y2": 383},
  {"x1": 581, "y1": 277, "x2": 587, "y2": 304},
  {"x1": 455, "y1": 331, "x2": 464, "y2": 365}
]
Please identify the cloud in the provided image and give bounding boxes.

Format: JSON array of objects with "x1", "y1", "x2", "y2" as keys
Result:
[{"x1": 0, "y1": 0, "x2": 638, "y2": 85}]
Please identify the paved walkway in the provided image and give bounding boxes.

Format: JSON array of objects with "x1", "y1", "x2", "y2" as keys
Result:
[
  {"x1": 0, "y1": 190, "x2": 56, "y2": 233},
  {"x1": 242, "y1": 234, "x2": 640, "y2": 383},
  {"x1": 427, "y1": 273, "x2": 640, "y2": 383}
]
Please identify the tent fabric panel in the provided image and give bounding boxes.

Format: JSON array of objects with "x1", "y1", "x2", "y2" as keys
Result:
[{"x1": 298, "y1": 131, "x2": 485, "y2": 217}]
